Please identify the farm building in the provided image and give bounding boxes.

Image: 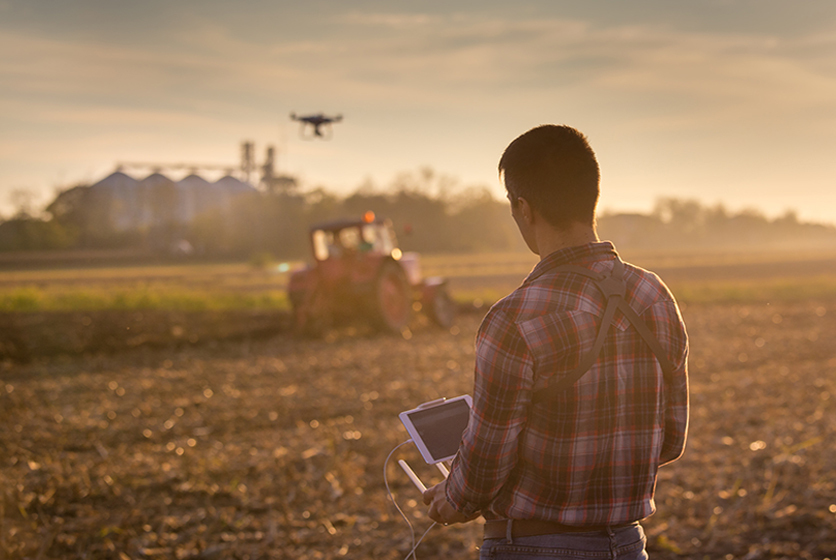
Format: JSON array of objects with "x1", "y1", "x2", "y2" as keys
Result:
[
  {"x1": 88, "y1": 171, "x2": 139, "y2": 231},
  {"x1": 88, "y1": 170, "x2": 257, "y2": 232}
]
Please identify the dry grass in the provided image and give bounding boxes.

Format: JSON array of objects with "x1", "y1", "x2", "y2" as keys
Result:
[
  {"x1": 0, "y1": 262, "x2": 294, "y2": 312},
  {"x1": 4, "y1": 248, "x2": 836, "y2": 313}
]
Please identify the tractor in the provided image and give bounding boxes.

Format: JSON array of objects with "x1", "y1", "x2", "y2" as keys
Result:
[{"x1": 287, "y1": 212, "x2": 455, "y2": 335}]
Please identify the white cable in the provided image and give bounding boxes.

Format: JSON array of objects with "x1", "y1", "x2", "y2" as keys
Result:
[
  {"x1": 384, "y1": 440, "x2": 439, "y2": 560},
  {"x1": 405, "y1": 521, "x2": 437, "y2": 560},
  {"x1": 384, "y1": 440, "x2": 418, "y2": 557}
]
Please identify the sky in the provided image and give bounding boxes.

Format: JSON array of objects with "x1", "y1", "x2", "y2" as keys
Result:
[{"x1": 2, "y1": 0, "x2": 836, "y2": 223}]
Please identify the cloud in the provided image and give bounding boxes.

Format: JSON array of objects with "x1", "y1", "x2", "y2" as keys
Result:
[
  {"x1": 341, "y1": 12, "x2": 436, "y2": 28},
  {"x1": 320, "y1": 13, "x2": 836, "y2": 121},
  {"x1": 4, "y1": 12, "x2": 836, "y2": 125}
]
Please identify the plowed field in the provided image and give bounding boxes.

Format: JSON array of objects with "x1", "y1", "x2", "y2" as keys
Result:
[{"x1": 3, "y1": 295, "x2": 836, "y2": 559}]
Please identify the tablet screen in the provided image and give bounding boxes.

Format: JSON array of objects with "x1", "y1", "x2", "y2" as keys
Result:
[{"x1": 405, "y1": 399, "x2": 470, "y2": 462}]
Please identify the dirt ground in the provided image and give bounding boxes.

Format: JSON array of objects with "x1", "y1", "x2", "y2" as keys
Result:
[{"x1": 2, "y1": 299, "x2": 836, "y2": 559}]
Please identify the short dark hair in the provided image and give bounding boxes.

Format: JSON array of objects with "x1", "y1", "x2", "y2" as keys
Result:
[{"x1": 498, "y1": 125, "x2": 600, "y2": 229}]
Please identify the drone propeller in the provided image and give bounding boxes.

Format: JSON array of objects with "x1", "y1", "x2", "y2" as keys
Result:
[{"x1": 290, "y1": 112, "x2": 342, "y2": 140}]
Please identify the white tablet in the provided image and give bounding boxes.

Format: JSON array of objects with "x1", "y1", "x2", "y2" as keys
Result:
[{"x1": 399, "y1": 395, "x2": 472, "y2": 464}]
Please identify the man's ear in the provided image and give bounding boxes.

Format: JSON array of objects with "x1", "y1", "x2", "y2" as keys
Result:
[{"x1": 517, "y1": 197, "x2": 535, "y2": 225}]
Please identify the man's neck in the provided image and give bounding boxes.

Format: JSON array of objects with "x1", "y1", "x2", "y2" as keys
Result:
[{"x1": 534, "y1": 222, "x2": 599, "y2": 260}]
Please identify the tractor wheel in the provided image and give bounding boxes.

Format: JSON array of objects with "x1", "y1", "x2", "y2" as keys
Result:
[
  {"x1": 293, "y1": 287, "x2": 331, "y2": 338},
  {"x1": 372, "y1": 261, "x2": 412, "y2": 333},
  {"x1": 427, "y1": 287, "x2": 456, "y2": 329}
]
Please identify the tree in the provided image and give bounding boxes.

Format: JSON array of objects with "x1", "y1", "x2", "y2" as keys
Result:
[{"x1": 0, "y1": 216, "x2": 75, "y2": 251}]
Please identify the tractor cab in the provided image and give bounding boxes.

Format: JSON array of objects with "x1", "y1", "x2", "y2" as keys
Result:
[{"x1": 310, "y1": 214, "x2": 399, "y2": 262}]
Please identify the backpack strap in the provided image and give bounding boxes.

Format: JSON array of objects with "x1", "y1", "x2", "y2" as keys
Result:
[{"x1": 531, "y1": 259, "x2": 674, "y2": 405}]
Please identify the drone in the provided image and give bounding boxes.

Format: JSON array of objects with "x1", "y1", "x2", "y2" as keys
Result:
[{"x1": 290, "y1": 112, "x2": 343, "y2": 140}]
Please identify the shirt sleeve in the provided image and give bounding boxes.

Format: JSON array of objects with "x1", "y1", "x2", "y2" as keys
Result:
[
  {"x1": 445, "y1": 307, "x2": 533, "y2": 516},
  {"x1": 660, "y1": 305, "x2": 690, "y2": 466}
]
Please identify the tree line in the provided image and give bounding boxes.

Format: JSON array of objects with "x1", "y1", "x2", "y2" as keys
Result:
[
  {"x1": 598, "y1": 198, "x2": 836, "y2": 252},
  {"x1": 0, "y1": 169, "x2": 526, "y2": 258},
  {"x1": 2, "y1": 170, "x2": 835, "y2": 258}
]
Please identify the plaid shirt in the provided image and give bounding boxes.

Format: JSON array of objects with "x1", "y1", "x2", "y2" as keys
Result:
[{"x1": 446, "y1": 241, "x2": 689, "y2": 526}]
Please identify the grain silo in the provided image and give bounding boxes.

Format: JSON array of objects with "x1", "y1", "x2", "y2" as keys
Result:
[
  {"x1": 136, "y1": 172, "x2": 178, "y2": 229},
  {"x1": 89, "y1": 170, "x2": 139, "y2": 231},
  {"x1": 212, "y1": 175, "x2": 257, "y2": 216},
  {"x1": 214, "y1": 175, "x2": 257, "y2": 194},
  {"x1": 176, "y1": 174, "x2": 211, "y2": 224}
]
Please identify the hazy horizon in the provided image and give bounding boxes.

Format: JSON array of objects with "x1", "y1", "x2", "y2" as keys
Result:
[{"x1": 2, "y1": 1, "x2": 836, "y2": 224}]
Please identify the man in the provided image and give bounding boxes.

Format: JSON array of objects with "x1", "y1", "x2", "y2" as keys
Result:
[{"x1": 423, "y1": 125, "x2": 689, "y2": 559}]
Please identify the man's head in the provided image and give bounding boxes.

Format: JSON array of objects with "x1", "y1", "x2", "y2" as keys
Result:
[{"x1": 499, "y1": 125, "x2": 600, "y2": 230}]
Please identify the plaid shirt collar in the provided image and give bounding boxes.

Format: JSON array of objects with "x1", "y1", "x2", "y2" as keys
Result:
[{"x1": 523, "y1": 241, "x2": 619, "y2": 286}]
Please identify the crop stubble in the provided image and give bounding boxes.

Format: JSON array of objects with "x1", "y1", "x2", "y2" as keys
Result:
[{"x1": 2, "y1": 299, "x2": 836, "y2": 559}]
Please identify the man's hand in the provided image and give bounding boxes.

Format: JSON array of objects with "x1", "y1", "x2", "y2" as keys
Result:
[{"x1": 422, "y1": 480, "x2": 479, "y2": 525}]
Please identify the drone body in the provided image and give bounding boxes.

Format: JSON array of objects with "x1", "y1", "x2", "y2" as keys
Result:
[{"x1": 290, "y1": 112, "x2": 343, "y2": 140}]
